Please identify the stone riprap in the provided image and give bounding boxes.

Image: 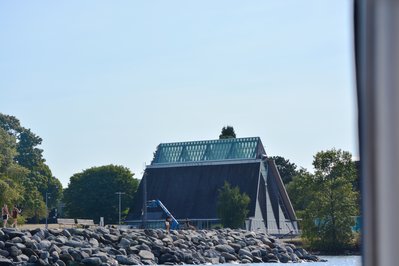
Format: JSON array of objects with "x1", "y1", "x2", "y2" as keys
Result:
[{"x1": 0, "y1": 227, "x2": 323, "y2": 265}]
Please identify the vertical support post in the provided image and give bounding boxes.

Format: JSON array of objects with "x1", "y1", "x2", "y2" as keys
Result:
[
  {"x1": 142, "y1": 170, "x2": 147, "y2": 229},
  {"x1": 119, "y1": 193, "x2": 121, "y2": 225},
  {"x1": 115, "y1": 192, "x2": 125, "y2": 226},
  {"x1": 355, "y1": 0, "x2": 399, "y2": 265}
]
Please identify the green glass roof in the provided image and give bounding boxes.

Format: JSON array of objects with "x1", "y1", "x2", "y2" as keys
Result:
[{"x1": 151, "y1": 137, "x2": 265, "y2": 165}]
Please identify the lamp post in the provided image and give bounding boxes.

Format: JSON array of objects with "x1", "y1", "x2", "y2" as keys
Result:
[
  {"x1": 45, "y1": 192, "x2": 51, "y2": 229},
  {"x1": 142, "y1": 170, "x2": 147, "y2": 229},
  {"x1": 115, "y1": 192, "x2": 125, "y2": 226}
]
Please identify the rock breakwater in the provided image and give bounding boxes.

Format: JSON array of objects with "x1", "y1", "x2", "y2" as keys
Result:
[{"x1": 0, "y1": 227, "x2": 323, "y2": 265}]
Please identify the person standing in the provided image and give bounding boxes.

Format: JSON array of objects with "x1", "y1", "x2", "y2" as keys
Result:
[
  {"x1": 165, "y1": 216, "x2": 171, "y2": 234},
  {"x1": 11, "y1": 205, "x2": 21, "y2": 228},
  {"x1": 2, "y1": 204, "x2": 10, "y2": 228}
]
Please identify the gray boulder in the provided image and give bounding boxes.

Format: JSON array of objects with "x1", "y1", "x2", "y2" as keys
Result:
[
  {"x1": 61, "y1": 229, "x2": 71, "y2": 238},
  {"x1": 115, "y1": 255, "x2": 140, "y2": 265},
  {"x1": 118, "y1": 237, "x2": 131, "y2": 248},
  {"x1": 207, "y1": 257, "x2": 220, "y2": 264},
  {"x1": 40, "y1": 251, "x2": 50, "y2": 259},
  {"x1": 0, "y1": 250, "x2": 9, "y2": 257},
  {"x1": 92, "y1": 252, "x2": 109, "y2": 262},
  {"x1": 95, "y1": 227, "x2": 110, "y2": 235},
  {"x1": 203, "y1": 249, "x2": 220, "y2": 258},
  {"x1": 238, "y1": 248, "x2": 253, "y2": 258},
  {"x1": 59, "y1": 253, "x2": 74, "y2": 263},
  {"x1": 38, "y1": 239, "x2": 51, "y2": 250},
  {"x1": 65, "y1": 240, "x2": 86, "y2": 248},
  {"x1": 103, "y1": 234, "x2": 119, "y2": 242},
  {"x1": 137, "y1": 243, "x2": 151, "y2": 251},
  {"x1": 240, "y1": 255, "x2": 253, "y2": 262},
  {"x1": 33, "y1": 229, "x2": 46, "y2": 240},
  {"x1": 51, "y1": 251, "x2": 60, "y2": 260},
  {"x1": 138, "y1": 250, "x2": 155, "y2": 260},
  {"x1": 278, "y1": 252, "x2": 291, "y2": 263},
  {"x1": 70, "y1": 250, "x2": 83, "y2": 261},
  {"x1": 229, "y1": 242, "x2": 241, "y2": 252},
  {"x1": 49, "y1": 244, "x2": 62, "y2": 254},
  {"x1": 55, "y1": 259, "x2": 66, "y2": 266},
  {"x1": 241, "y1": 258, "x2": 252, "y2": 264},
  {"x1": 3, "y1": 228, "x2": 24, "y2": 239},
  {"x1": 252, "y1": 256, "x2": 263, "y2": 263},
  {"x1": 11, "y1": 237, "x2": 23, "y2": 243},
  {"x1": 215, "y1": 244, "x2": 235, "y2": 254},
  {"x1": 22, "y1": 248, "x2": 37, "y2": 257},
  {"x1": 251, "y1": 249, "x2": 262, "y2": 257},
  {"x1": 15, "y1": 242, "x2": 26, "y2": 249},
  {"x1": 55, "y1": 236, "x2": 68, "y2": 244},
  {"x1": 89, "y1": 238, "x2": 99, "y2": 248},
  {"x1": 0, "y1": 258, "x2": 13, "y2": 266},
  {"x1": 221, "y1": 252, "x2": 237, "y2": 261},
  {"x1": 82, "y1": 257, "x2": 102, "y2": 266},
  {"x1": 17, "y1": 254, "x2": 30, "y2": 262},
  {"x1": 9, "y1": 245, "x2": 21, "y2": 257},
  {"x1": 127, "y1": 246, "x2": 139, "y2": 255},
  {"x1": 159, "y1": 253, "x2": 179, "y2": 264},
  {"x1": 29, "y1": 255, "x2": 38, "y2": 263}
]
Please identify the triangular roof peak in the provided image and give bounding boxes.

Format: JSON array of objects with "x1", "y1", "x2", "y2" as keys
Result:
[{"x1": 151, "y1": 137, "x2": 266, "y2": 165}]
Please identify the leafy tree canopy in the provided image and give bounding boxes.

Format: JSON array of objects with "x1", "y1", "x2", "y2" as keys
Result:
[
  {"x1": 217, "y1": 181, "x2": 250, "y2": 228},
  {"x1": 0, "y1": 114, "x2": 44, "y2": 168},
  {"x1": 0, "y1": 133, "x2": 25, "y2": 208},
  {"x1": 0, "y1": 113, "x2": 62, "y2": 209},
  {"x1": 63, "y1": 165, "x2": 139, "y2": 224},
  {"x1": 0, "y1": 127, "x2": 18, "y2": 173},
  {"x1": 219, "y1": 126, "x2": 236, "y2": 139},
  {"x1": 270, "y1": 156, "x2": 298, "y2": 185},
  {"x1": 286, "y1": 168, "x2": 314, "y2": 211},
  {"x1": 288, "y1": 148, "x2": 358, "y2": 251},
  {"x1": 0, "y1": 127, "x2": 47, "y2": 222}
]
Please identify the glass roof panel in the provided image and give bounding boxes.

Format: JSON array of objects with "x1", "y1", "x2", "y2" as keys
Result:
[{"x1": 151, "y1": 137, "x2": 263, "y2": 165}]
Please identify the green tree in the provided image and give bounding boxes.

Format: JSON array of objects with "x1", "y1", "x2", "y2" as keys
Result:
[
  {"x1": 286, "y1": 168, "x2": 314, "y2": 212},
  {"x1": 295, "y1": 149, "x2": 358, "y2": 251},
  {"x1": 219, "y1": 126, "x2": 236, "y2": 139},
  {"x1": 64, "y1": 165, "x2": 139, "y2": 224},
  {"x1": 0, "y1": 127, "x2": 18, "y2": 173},
  {"x1": 0, "y1": 178, "x2": 24, "y2": 208},
  {"x1": 0, "y1": 127, "x2": 47, "y2": 222},
  {"x1": 0, "y1": 113, "x2": 62, "y2": 209},
  {"x1": 217, "y1": 181, "x2": 250, "y2": 228},
  {"x1": 353, "y1": 160, "x2": 361, "y2": 211},
  {"x1": 21, "y1": 188, "x2": 48, "y2": 223},
  {"x1": 270, "y1": 156, "x2": 298, "y2": 185},
  {"x1": 0, "y1": 114, "x2": 44, "y2": 168},
  {"x1": 0, "y1": 127, "x2": 25, "y2": 204}
]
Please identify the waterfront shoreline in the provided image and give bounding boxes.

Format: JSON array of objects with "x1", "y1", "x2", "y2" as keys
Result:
[{"x1": 282, "y1": 238, "x2": 361, "y2": 256}]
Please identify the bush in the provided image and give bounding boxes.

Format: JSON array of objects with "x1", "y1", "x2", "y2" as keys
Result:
[{"x1": 217, "y1": 182, "x2": 250, "y2": 229}]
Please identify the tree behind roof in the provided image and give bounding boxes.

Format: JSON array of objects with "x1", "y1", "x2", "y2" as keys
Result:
[
  {"x1": 270, "y1": 155, "x2": 298, "y2": 185},
  {"x1": 219, "y1": 126, "x2": 236, "y2": 139}
]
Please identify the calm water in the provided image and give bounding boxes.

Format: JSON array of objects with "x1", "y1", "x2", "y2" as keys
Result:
[{"x1": 224, "y1": 256, "x2": 361, "y2": 266}]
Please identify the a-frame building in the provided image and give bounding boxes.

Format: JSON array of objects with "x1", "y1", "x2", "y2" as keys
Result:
[{"x1": 127, "y1": 137, "x2": 299, "y2": 236}]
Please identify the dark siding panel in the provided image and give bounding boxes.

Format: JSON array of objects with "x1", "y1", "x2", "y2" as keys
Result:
[
  {"x1": 267, "y1": 173, "x2": 280, "y2": 228},
  {"x1": 258, "y1": 175, "x2": 267, "y2": 225},
  {"x1": 128, "y1": 162, "x2": 260, "y2": 220}
]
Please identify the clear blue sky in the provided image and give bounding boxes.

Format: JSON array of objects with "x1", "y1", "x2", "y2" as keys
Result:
[{"x1": 0, "y1": 1, "x2": 357, "y2": 187}]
